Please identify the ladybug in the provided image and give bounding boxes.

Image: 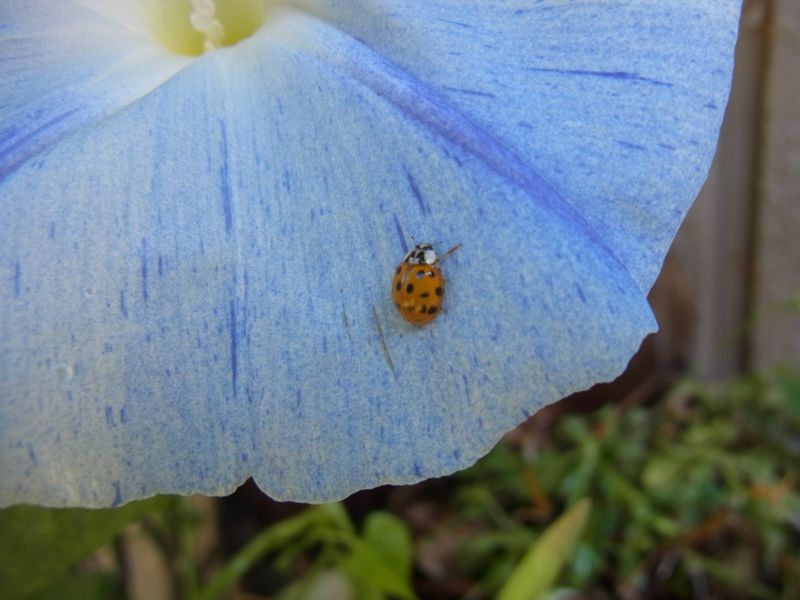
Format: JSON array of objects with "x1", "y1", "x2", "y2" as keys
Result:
[{"x1": 391, "y1": 242, "x2": 461, "y2": 326}]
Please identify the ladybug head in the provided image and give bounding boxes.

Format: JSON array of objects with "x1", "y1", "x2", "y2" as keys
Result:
[{"x1": 403, "y1": 243, "x2": 437, "y2": 265}]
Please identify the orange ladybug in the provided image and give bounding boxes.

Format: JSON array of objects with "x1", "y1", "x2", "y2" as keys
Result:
[{"x1": 392, "y1": 242, "x2": 461, "y2": 326}]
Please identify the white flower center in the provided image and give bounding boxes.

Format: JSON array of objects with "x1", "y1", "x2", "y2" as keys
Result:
[{"x1": 149, "y1": 0, "x2": 265, "y2": 56}]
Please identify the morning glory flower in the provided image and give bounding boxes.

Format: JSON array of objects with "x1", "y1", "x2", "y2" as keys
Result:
[{"x1": 0, "y1": 1, "x2": 741, "y2": 507}]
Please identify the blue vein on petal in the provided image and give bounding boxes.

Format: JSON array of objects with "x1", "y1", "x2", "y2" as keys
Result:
[
  {"x1": 286, "y1": 20, "x2": 640, "y2": 287},
  {"x1": 0, "y1": 107, "x2": 83, "y2": 182},
  {"x1": 140, "y1": 238, "x2": 149, "y2": 302},
  {"x1": 393, "y1": 214, "x2": 408, "y2": 253},
  {"x1": 229, "y1": 299, "x2": 238, "y2": 396},
  {"x1": 404, "y1": 168, "x2": 429, "y2": 215},
  {"x1": 111, "y1": 481, "x2": 122, "y2": 507},
  {"x1": 219, "y1": 120, "x2": 234, "y2": 236},
  {"x1": 524, "y1": 66, "x2": 673, "y2": 88},
  {"x1": 13, "y1": 260, "x2": 20, "y2": 298}
]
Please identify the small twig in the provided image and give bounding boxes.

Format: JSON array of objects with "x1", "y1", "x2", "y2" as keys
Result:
[
  {"x1": 521, "y1": 465, "x2": 553, "y2": 520},
  {"x1": 638, "y1": 508, "x2": 734, "y2": 576}
]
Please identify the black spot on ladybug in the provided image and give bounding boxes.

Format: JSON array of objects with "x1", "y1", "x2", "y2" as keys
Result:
[
  {"x1": 428, "y1": 270, "x2": 436, "y2": 278},
  {"x1": 396, "y1": 281, "x2": 401, "y2": 291},
  {"x1": 435, "y1": 286, "x2": 443, "y2": 296},
  {"x1": 428, "y1": 306, "x2": 438, "y2": 315},
  {"x1": 406, "y1": 283, "x2": 414, "y2": 293},
  {"x1": 420, "y1": 305, "x2": 428, "y2": 313},
  {"x1": 420, "y1": 292, "x2": 429, "y2": 298},
  {"x1": 407, "y1": 305, "x2": 415, "y2": 312}
]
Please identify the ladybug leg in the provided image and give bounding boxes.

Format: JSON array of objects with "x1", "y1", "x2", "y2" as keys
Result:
[{"x1": 434, "y1": 243, "x2": 462, "y2": 264}]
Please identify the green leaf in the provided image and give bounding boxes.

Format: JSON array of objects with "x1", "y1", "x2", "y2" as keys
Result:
[
  {"x1": 0, "y1": 496, "x2": 168, "y2": 599},
  {"x1": 25, "y1": 572, "x2": 123, "y2": 600},
  {"x1": 278, "y1": 568, "x2": 355, "y2": 600},
  {"x1": 343, "y1": 537, "x2": 417, "y2": 600},
  {"x1": 362, "y1": 512, "x2": 414, "y2": 581},
  {"x1": 641, "y1": 455, "x2": 682, "y2": 492},
  {"x1": 497, "y1": 499, "x2": 592, "y2": 600}
]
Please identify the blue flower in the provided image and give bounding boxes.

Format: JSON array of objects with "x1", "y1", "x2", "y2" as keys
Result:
[{"x1": 0, "y1": 1, "x2": 741, "y2": 506}]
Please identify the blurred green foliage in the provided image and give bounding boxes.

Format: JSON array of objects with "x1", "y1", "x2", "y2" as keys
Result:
[
  {"x1": 1, "y1": 365, "x2": 798, "y2": 599},
  {"x1": 192, "y1": 503, "x2": 415, "y2": 600},
  {"x1": 455, "y1": 365, "x2": 800, "y2": 598},
  {"x1": 0, "y1": 496, "x2": 168, "y2": 599}
]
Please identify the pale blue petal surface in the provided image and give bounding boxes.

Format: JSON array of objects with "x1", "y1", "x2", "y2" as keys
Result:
[
  {"x1": 309, "y1": 0, "x2": 742, "y2": 291},
  {"x1": 0, "y1": 3, "x2": 740, "y2": 506},
  {"x1": 0, "y1": 0, "x2": 189, "y2": 180}
]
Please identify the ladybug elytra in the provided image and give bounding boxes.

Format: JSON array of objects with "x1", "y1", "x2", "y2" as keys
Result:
[{"x1": 391, "y1": 242, "x2": 461, "y2": 326}]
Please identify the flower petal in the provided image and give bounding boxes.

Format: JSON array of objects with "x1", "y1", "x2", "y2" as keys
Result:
[
  {"x1": 0, "y1": 0, "x2": 189, "y2": 180},
  {"x1": 311, "y1": 0, "x2": 741, "y2": 290},
  {"x1": 0, "y1": 4, "x2": 739, "y2": 505}
]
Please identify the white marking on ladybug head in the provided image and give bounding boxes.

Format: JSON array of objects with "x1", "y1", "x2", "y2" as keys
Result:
[{"x1": 403, "y1": 243, "x2": 438, "y2": 265}]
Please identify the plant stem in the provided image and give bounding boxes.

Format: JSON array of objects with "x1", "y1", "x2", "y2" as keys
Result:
[{"x1": 196, "y1": 505, "x2": 335, "y2": 600}]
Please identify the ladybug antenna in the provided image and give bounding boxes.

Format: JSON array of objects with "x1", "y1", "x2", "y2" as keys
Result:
[{"x1": 437, "y1": 243, "x2": 462, "y2": 262}]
